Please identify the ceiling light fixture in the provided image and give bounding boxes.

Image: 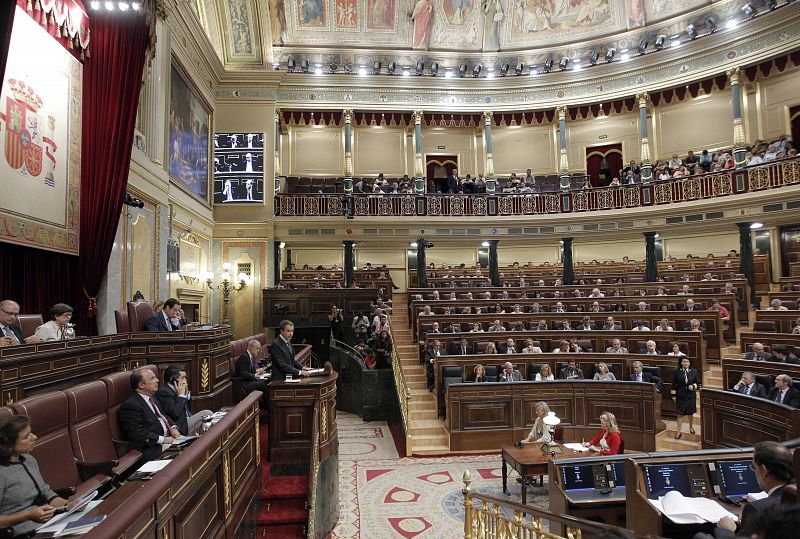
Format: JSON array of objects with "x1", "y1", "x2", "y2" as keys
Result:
[
  {"x1": 654, "y1": 34, "x2": 666, "y2": 48},
  {"x1": 500, "y1": 63, "x2": 510, "y2": 76},
  {"x1": 416, "y1": 61, "x2": 424, "y2": 75},
  {"x1": 458, "y1": 64, "x2": 468, "y2": 77},
  {"x1": 686, "y1": 24, "x2": 698, "y2": 39},
  {"x1": 472, "y1": 64, "x2": 482, "y2": 77},
  {"x1": 590, "y1": 50, "x2": 600, "y2": 65},
  {"x1": 605, "y1": 48, "x2": 615, "y2": 62},
  {"x1": 515, "y1": 62, "x2": 524, "y2": 75},
  {"x1": 430, "y1": 62, "x2": 438, "y2": 76}
]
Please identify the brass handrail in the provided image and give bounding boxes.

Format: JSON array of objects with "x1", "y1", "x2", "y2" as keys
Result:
[
  {"x1": 390, "y1": 324, "x2": 412, "y2": 453},
  {"x1": 306, "y1": 406, "x2": 320, "y2": 539},
  {"x1": 462, "y1": 470, "x2": 657, "y2": 539}
]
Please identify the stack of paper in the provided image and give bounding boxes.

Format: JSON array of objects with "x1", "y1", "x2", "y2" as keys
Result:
[
  {"x1": 649, "y1": 490, "x2": 738, "y2": 524},
  {"x1": 563, "y1": 443, "x2": 590, "y2": 452},
  {"x1": 55, "y1": 515, "x2": 106, "y2": 536}
]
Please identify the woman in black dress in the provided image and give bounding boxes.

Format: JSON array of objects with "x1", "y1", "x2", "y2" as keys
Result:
[
  {"x1": 672, "y1": 356, "x2": 699, "y2": 439},
  {"x1": 328, "y1": 304, "x2": 344, "y2": 343}
]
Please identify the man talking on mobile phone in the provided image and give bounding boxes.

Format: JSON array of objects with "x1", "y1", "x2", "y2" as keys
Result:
[{"x1": 154, "y1": 365, "x2": 213, "y2": 435}]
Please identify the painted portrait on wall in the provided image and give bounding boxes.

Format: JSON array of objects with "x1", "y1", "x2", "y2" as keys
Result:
[
  {"x1": 366, "y1": 0, "x2": 396, "y2": 30},
  {"x1": 297, "y1": 0, "x2": 328, "y2": 27},
  {"x1": 0, "y1": 7, "x2": 81, "y2": 255},
  {"x1": 168, "y1": 63, "x2": 211, "y2": 204},
  {"x1": 334, "y1": 0, "x2": 358, "y2": 28}
]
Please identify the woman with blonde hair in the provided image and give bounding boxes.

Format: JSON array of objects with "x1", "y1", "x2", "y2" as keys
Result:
[
  {"x1": 593, "y1": 362, "x2": 616, "y2": 381},
  {"x1": 535, "y1": 364, "x2": 554, "y2": 381},
  {"x1": 582, "y1": 411, "x2": 621, "y2": 455},
  {"x1": 521, "y1": 401, "x2": 553, "y2": 444},
  {"x1": 473, "y1": 364, "x2": 488, "y2": 383},
  {"x1": 484, "y1": 342, "x2": 497, "y2": 354}
]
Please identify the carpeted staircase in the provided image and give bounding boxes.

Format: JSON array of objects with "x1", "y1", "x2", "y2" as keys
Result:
[{"x1": 254, "y1": 416, "x2": 309, "y2": 537}]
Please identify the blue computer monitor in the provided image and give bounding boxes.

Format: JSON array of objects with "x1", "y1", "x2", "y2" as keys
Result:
[
  {"x1": 611, "y1": 462, "x2": 626, "y2": 487},
  {"x1": 642, "y1": 464, "x2": 693, "y2": 498},
  {"x1": 560, "y1": 465, "x2": 596, "y2": 491},
  {"x1": 716, "y1": 460, "x2": 760, "y2": 496}
]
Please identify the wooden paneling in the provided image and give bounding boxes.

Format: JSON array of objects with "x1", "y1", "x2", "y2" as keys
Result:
[{"x1": 263, "y1": 288, "x2": 380, "y2": 328}]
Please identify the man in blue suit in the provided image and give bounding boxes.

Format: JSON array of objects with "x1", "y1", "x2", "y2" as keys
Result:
[{"x1": 145, "y1": 298, "x2": 186, "y2": 332}]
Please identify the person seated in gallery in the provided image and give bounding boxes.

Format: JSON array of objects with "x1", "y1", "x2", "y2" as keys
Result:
[
  {"x1": 520, "y1": 401, "x2": 553, "y2": 444},
  {"x1": 558, "y1": 359, "x2": 584, "y2": 380},
  {"x1": 0, "y1": 300, "x2": 42, "y2": 346},
  {"x1": 744, "y1": 342, "x2": 772, "y2": 362},
  {"x1": 144, "y1": 298, "x2": 187, "y2": 331},
  {"x1": 593, "y1": 362, "x2": 616, "y2": 381},
  {"x1": 582, "y1": 411, "x2": 622, "y2": 455},
  {"x1": 34, "y1": 303, "x2": 75, "y2": 341},
  {"x1": 497, "y1": 361, "x2": 522, "y2": 382},
  {"x1": 0, "y1": 415, "x2": 74, "y2": 536},
  {"x1": 730, "y1": 371, "x2": 768, "y2": 398},
  {"x1": 766, "y1": 374, "x2": 800, "y2": 407},
  {"x1": 629, "y1": 361, "x2": 662, "y2": 391},
  {"x1": 155, "y1": 364, "x2": 213, "y2": 435},
  {"x1": 605, "y1": 338, "x2": 627, "y2": 354},
  {"x1": 770, "y1": 344, "x2": 800, "y2": 364}
]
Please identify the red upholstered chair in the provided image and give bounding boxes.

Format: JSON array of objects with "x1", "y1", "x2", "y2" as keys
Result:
[
  {"x1": 0, "y1": 406, "x2": 13, "y2": 423},
  {"x1": 114, "y1": 310, "x2": 129, "y2": 333},
  {"x1": 618, "y1": 438, "x2": 625, "y2": 455},
  {"x1": 126, "y1": 301, "x2": 154, "y2": 332},
  {"x1": 18, "y1": 314, "x2": 43, "y2": 338},
  {"x1": 64, "y1": 381, "x2": 142, "y2": 482},
  {"x1": 101, "y1": 371, "x2": 136, "y2": 456},
  {"x1": 11, "y1": 392, "x2": 110, "y2": 497},
  {"x1": 753, "y1": 320, "x2": 778, "y2": 333}
]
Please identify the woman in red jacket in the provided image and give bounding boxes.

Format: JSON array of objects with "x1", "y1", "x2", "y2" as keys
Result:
[{"x1": 582, "y1": 411, "x2": 621, "y2": 455}]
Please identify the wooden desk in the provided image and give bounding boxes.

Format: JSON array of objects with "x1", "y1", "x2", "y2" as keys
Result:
[
  {"x1": 268, "y1": 370, "x2": 338, "y2": 463},
  {"x1": 0, "y1": 328, "x2": 232, "y2": 410},
  {"x1": 753, "y1": 309, "x2": 800, "y2": 333},
  {"x1": 501, "y1": 443, "x2": 585, "y2": 505}
]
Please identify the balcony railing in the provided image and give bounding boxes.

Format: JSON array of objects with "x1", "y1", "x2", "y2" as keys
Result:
[{"x1": 275, "y1": 158, "x2": 800, "y2": 217}]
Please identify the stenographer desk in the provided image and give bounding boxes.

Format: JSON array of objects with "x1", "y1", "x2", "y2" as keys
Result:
[
  {"x1": 501, "y1": 443, "x2": 585, "y2": 504},
  {"x1": 34, "y1": 392, "x2": 262, "y2": 539}
]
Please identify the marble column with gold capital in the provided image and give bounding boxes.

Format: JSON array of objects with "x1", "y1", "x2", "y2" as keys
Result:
[
  {"x1": 343, "y1": 109, "x2": 354, "y2": 195},
  {"x1": 483, "y1": 111, "x2": 496, "y2": 195},
  {"x1": 412, "y1": 110, "x2": 425, "y2": 195},
  {"x1": 728, "y1": 67, "x2": 747, "y2": 168},
  {"x1": 637, "y1": 92, "x2": 653, "y2": 183},
  {"x1": 556, "y1": 106, "x2": 570, "y2": 190},
  {"x1": 274, "y1": 109, "x2": 282, "y2": 193}
]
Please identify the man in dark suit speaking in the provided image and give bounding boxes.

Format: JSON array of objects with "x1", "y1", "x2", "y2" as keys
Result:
[
  {"x1": 446, "y1": 168, "x2": 461, "y2": 194},
  {"x1": 271, "y1": 320, "x2": 311, "y2": 380},
  {"x1": 713, "y1": 441, "x2": 794, "y2": 538},
  {"x1": 118, "y1": 367, "x2": 181, "y2": 461}
]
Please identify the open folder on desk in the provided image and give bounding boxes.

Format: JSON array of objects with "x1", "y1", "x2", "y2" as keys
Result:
[
  {"x1": 649, "y1": 491, "x2": 737, "y2": 524},
  {"x1": 36, "y1": 490, "x2": 98, "y2": 533}
]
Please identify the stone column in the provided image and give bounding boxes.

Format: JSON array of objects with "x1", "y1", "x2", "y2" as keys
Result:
[
  {"x1": 556, "y1": 106, "x2": 570, "y2": 190},
  {"x1": 416, "y1": 239, "x2": 427, "y2": 288},
  {"x1": 729, "y1": 68, "x2": 747, "y2": 168},
  {"x1": 737, "y1": 222, "x2": 758, "y2": 309},
  {"x1": 562, "y1": 238, "x2": 574, "y2": 285},
  {"x1": 274, "y1": 109, "x2": 282, "y2": 193},
  {"x1": 139, "y1": 18, "x2": 167, "y2": 165},
  {"x1": 483, "y1": 111, "x2": 496, "y2": 195},
  {"x1": 488, "y1": 240, "x2": 500, "y2": 287},
  {"x1": 638, "y1": 93, "x2": 653, "y2": 184},
  {"x1": 273, "y1": 241, "x2": 283, "y2": 285},
  {"x1": 343, "y1": 109, "x2": 354, "y2": 195},
  {"x1": 644, "y1": 232, "x2": 658, "y2": 282},
  {"x1": 412, "y1": 110, "x2": 425, "y2": 195},
  {"x1": 343, "y1": 240, "x2": 355, "y2": 288}
]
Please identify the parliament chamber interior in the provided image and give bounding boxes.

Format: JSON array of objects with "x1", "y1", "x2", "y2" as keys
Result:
[{"x1": 2, "y1": 0, "x2": 800, "y2": 537}]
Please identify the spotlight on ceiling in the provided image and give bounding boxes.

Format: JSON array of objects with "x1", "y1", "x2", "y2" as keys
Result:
[
  {"x1": 402, "y1": 66, "x2": 411, "y2": 76},
  {"x1": 445, "y1": 68, "x2": 453, "y2": 78},
  {"x1": 416, "y1": 61, "x2": 424, "y2": 75},
  {"x1": 472, "y1": 64, "x2": 482, "y2": 77},
  {"x1": 500, "y1": 63, "x2": 510, "y2": 76},
  {"x1": 314, "y1": 64, "x2": 322, "y2": 75},
  {"x1": 686, "y1": 24, "x2": 697, "y2": 39},
  {"x1": 590, "y1": 50, "x2": 600, "y2": 65},
  {"x1": 486, "y1": 68, "x2": 496, "y2": 78},
  {"x1": 705, "y1": 17, "x2": 717, "y2": 32},
  {"x1": 329, "y1": 63, "x2": 338, "y2": 73},
  {"x1": 620, "y1": 49, "x2": 630, "y2": 61},
  {"x1": 605, "y1": 48, "x2": 615, "y2": 62},
  {"x1": 514, "y1": 62, "x2": 524, "y2": 75},
  {"x1": 559, "y1": 57, "x2": 569, "y2": 70},
  {"x1": 344, "y1": 63, "x2": 353, "y2": 73},
  {"x1": 544, "y1": 58, "x2": 553, "y2": 72},
  {"x1": 654, "y1": 34, "x2": 666, "y2": 49},
  {"x1": 387, "y1": 61, "x2": 397, "y2": 74},
  {"x1": 300, "y1": 59, "x2": 309, "y2": 73},
  {"x1": 287, "y1": 59, "x2": 296, "y2": 72},
  {"x1": 358, "y1": 66, "x2": 367, "y2": 76},
  {"x1": 767, "y1": 0, "x2": 778, "y2": 10},
  {"x1": 638, "y1": 39, "x2": 648, "y2": 54},
  {"x1": 372, "y1": 61, "x2": 381, "y2": 74},
  {"x1": 458, "y1": 64, "x2": 467, "y2": 77},
  {"x1": 741, "y1": 2, "x2": 756, "y2": 17},
  {"x1": 529, "y1": 66, "x2": 538, "y2": 75},
  {"x1": 725, "y1": 18, "x2": 739, "y2": 29},
  {"x1": 272, "y1": 62, "x2": 280, "y2": 70},
  {"x1": 430, "y1": 62, "x2": 438, "y2": 76}
]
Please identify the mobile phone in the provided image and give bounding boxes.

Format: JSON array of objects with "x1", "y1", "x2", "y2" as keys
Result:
[{"x1": 53, "y1": 505, "x2": 69, "y2": 514}]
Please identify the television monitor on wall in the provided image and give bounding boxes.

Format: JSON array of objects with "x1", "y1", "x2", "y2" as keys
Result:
[{"x1": 213, "y1": 132, "x2": 265, "y2": 204}]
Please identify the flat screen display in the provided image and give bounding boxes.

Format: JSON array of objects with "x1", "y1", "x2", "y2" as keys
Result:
[
  {"x1": 561, "y1": 465, "x2": 596, "y2": 491},
  {"x1": 642, "y1": 464, "x2": 692, "y2": 498},
  {"x1": 717, "y1": 460, "x2": 760, "y2": 496},
  {"x1": 213, "y1": 132, "x2": 265, "y2": 204}
]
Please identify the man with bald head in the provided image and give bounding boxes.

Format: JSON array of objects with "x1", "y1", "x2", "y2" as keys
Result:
[
  {"x1": 498, "y1": 361, "x2": 522, "y2": 382},
  {"x1": 0, "y1": 300, "x2": 42, "y2": 346},
  {"x1": 745, "y1": 342, "x2": 772, "y2": 362}
]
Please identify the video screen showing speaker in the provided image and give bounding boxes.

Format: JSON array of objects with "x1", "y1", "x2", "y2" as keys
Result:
[
  {"x1": 642, "y1": 463, "x2": 710, "y2": 499},
  {"x1": 213, "y1": 132, "x2": 264, "y2": 204},
  {"x1": 714, "y1": 460, "x2": 760, "y2": 503},
  {"x1": 560, "y1": 464, "x2": 611, "y2": 491}
]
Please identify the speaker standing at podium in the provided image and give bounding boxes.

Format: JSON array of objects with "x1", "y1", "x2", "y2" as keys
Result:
[{"x1": 271, "y1": 320, "x2": 311, "y2": 379}]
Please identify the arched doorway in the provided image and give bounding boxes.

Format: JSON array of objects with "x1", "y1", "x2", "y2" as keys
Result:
[
  {"x1": 585, "y1": 144, "x2": 623, "y2": 187},
  {"x1": 426, "y1": 155, "x2": 458, "y2": 193}
]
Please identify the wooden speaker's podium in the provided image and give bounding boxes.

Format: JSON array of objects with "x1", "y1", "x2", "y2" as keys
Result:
[{"x1": 268, "y1": 367, "x2": 339, "y2": 463}]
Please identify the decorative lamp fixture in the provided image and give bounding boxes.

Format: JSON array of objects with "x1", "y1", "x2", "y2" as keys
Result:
[
  {"x1": 542, "y1": 412, "x2": 562, "y2": 453},
  {"x1": 205, "y1": 263, "x2": 248, "y2": 326}
]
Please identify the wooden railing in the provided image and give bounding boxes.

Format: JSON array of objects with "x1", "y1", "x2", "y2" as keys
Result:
[
  {"x1": 462, "y1": 471, "x2": 655, "y2": 539},
  {"x1": 275, "y1": 158, "x2": 800, "y2": 217}
]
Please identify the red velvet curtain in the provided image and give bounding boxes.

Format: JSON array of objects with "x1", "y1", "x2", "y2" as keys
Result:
[
  {"x1": 0, "y1": 1, "x2": 15, "y2": 83},
  {"x1": 606, "y1": 152, "x2": 623, "y2": 182},
  {"x1": 585, "y1": 145, "x2": 623, "y2": 186},
  {"x1": 78, "y1": 11, "x2": 150, "y2": 334},
  {"x1": 586, "y1": 154, "x2": 603, "y2": 186}
]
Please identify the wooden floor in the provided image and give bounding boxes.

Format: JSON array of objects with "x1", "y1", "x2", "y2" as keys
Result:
[{"x1": 393, "y1": 290, "x2": 766, "y2": 455}]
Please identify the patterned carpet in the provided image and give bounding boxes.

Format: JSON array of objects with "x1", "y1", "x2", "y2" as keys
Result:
[{"x1": 331, "y1": 413, "x2": 548, "y2": 538}]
